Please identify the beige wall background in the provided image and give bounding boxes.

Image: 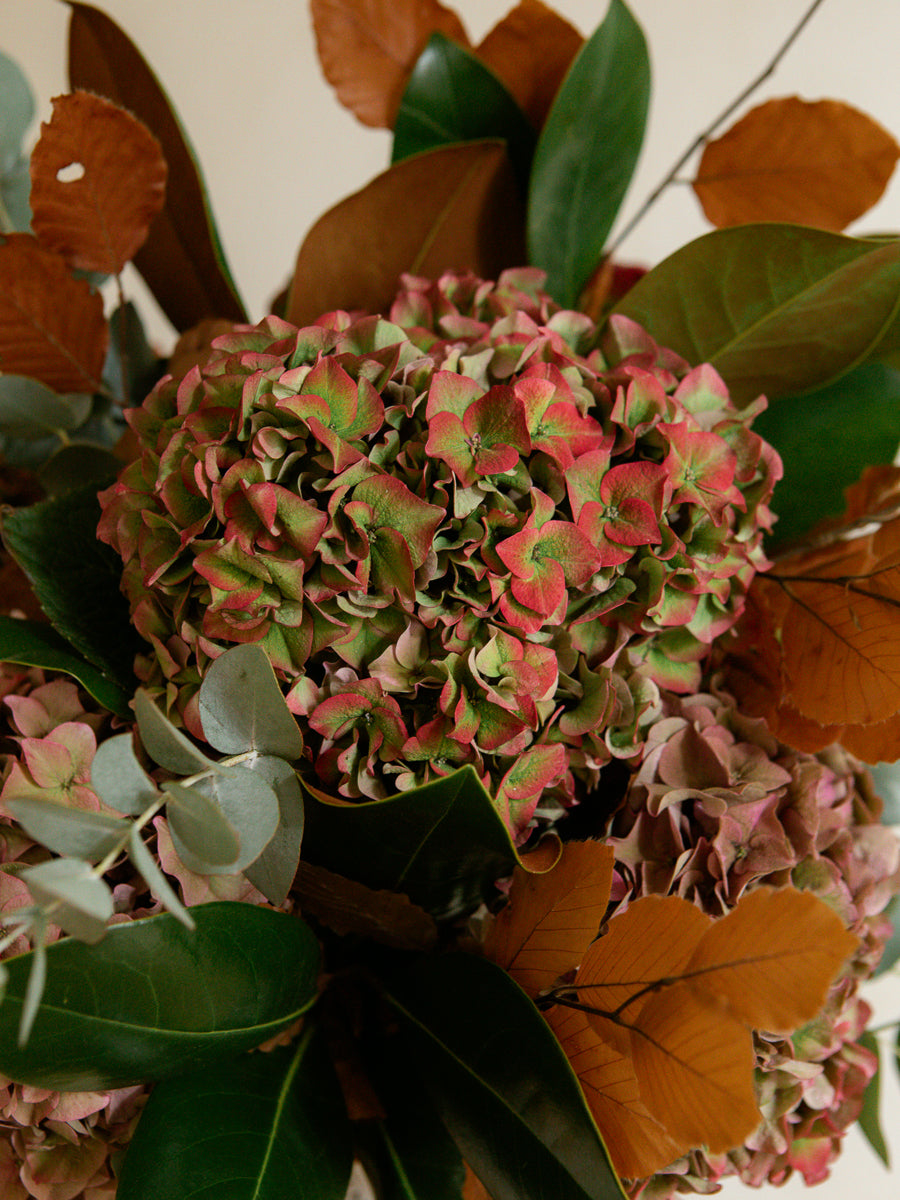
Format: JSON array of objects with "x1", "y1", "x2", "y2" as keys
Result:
[{"x1": 4, "y1": 1, "x2": 900, "y2": 1195}]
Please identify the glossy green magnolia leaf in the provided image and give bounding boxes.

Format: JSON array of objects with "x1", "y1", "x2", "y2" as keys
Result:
[
  {"x1": 393, "y1": 33, "x2": 535, "y2": 191},
  {"x1": 242, "y1": 756, "x2": 305, "y2": 906},
  {"x1": 0, "y1": 615, "x2": 131, "y2": 717},
  {"x1": 164, "y1": 780, "x2": 242, "y2": 872},
  {"x1": 0, "y1": 485, "x2": 140, "y2": 690},
  {"x1": 198, "y1": 644, "x2": 304, "y2": 760},
  {"x1": 90, "y1": 732, "x2": 160, "y2": 816},
  {"x1": 127, "y1": 824, "x2": 194, "y2": 930},
  {"x1": 0, "y1": 903, "x2": 320, "y2": 1090},
  {"x1": 37, "y1": 442, "x2": 123, "y2": 496},
  {"x1": 755, "y1": 362, "x2": 900, "y2": 546},
  {"x1": 387, "y1": 953, "x2": 626, "y2": 1200},
  {"x1": 858, "y1": 1031, "x2": 889, "y2": 1167},
  {"x1": 194, "y1": 763, "x2": 281, "y2": 874},
  {"x1": 528, "y1": 0, "x2": 650, "y2": 308},
  {"x1": 0, "y1": 376, "x2": 91, "y2": 440},
  {"x1": 21, "y1": 858, "x2": 113, "y2": 943},
  {"x1": 68, "y1": 3, "x2": 246, "y2": 331},
  {"x1": 116, "y1": 1027, "x2": 352, "y2": 1200},
  {"x1": 5, "y1": 797, "x2": 127, "y2": 862},
  {"x1": 614, "y1": 225, "x2": 900, "y2": 406},
  {"x1": 0, "y1": 50, "x2": 35, "y2": 168},
  {"x1": 134, "y1": 688, "x2": 217, "y2": 775},
  {"x1": 300, "y1": 765, "x2": 516, "y2": 919}
]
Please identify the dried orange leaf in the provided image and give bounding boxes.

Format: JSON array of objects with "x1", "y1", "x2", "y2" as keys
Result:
[
  {"x1": 476, "y1": 0, "x2": 583, "y2": 129},
  {"x1": 694, "y1": 97, "x2": 900, "y2": 231},
  {"x1": 629, "y1": 984, "x2": 759, "y2": 1155},
  {"x1": 310, "y1": 0, "x2": 470, "y2": 128},
  {"x1": 30, "y1": 91, "x2": 166, "y2": 275},
  {"x1": 544, "y1": 1003, "x2": 687, "y2": 1180},
  {"x1": 684, "y1": 886, "x2": 859, "y2": 1032},
  {"x1": 0, "y1": 234, "x2": 107, "y2": 394},
  {"x1": 483, "y1": 840, "x2": 613, "y2": 997},
  {"x1": 286, "y1": 141, "x2": 525, "y2": 326}
]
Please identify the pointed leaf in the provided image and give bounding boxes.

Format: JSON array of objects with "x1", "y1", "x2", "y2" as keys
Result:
[
  {"x1": 755, "y1": 362, "x2": 900, "y2": 547},
  {"x1": 164, "y1": 779, "x2": 243, "y2": 873},
  {"x1": 387, "y1": 952, "x2": 626, "y2": 1200},
  {"x1": 0, "y1": 615, "x2": 131, "y2": 717},
  {"x1": 300, "y1": 765, "x2": 516, "y2": 920},
  {"x1": 614, "y1": 226, "x2": 900, "y2": 406},
  {"x1": 30, "y1": 91, "x2": 167, "y2": 275},
  {"x1": 693, "y1": 97, "x2": 900, "y2": 231},
  {"x1": 0, "y1": 233, "x2": 107, "y2": 393},
  {"x1": 392, "y1": 33, "x2": 535, "y2": 190},
  {"x1": 310, "y1": 0, "x2": 470, "y2": 129},
  {"x1": 134, "y1": 688, "x2": 217, "y2": 775},
  {"x1": 6, "y1": 797, "x2": 127, "y2": 862},
  {"x1": 127, "y1": 824, "x2": 194, "y2": 930},
  {"x1": 476, "y1": 0, "x2": 583, "y2": 131},
  {"x1": 484, "y1": 840, "x2": 614, "y2": 997},
  {"x1": 90, "y1": 732, "x2": 160, "y2": 816},
  {"x1": 0, "y1": 375, "x2": 91, "y2": 439},
  {"x1": 0, "y1": 485, "x2": 139, "y2": 689},
  {"x1": 241, "y1": 755, "x2": 304, "y2": 906},
  {"x1": 528, "y1": 0, "x2": 650, "y2": 307},
  {"x1": 198, "y1": 643, "x2": 304, "y2": 759},
  {"x1": 68, "y1": 2, "x2": 246, "y2": 329},
  {"x1": 116, "y1": 1028, "x2": 352, "y2": 1200},
  {"x1": 858, "y1": 1030, "x2": 890, "y2": 1168},
  {"x1": 286, "y1": 142, "x2": 525, "y2": 327},
  {"x1": 0, "y1": 903, "x2": 320, "y2": 1089},
  {"x1": 37, "y1": 442, "x2": 124, "y2": 497},
  {"x1": 21, "y1": 858, "x2": 113, "y2": 943}
]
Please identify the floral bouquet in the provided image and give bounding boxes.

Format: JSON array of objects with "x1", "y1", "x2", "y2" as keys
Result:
[{"x1": 0, "y1": 2, "x2": 899, "y2": 1198}]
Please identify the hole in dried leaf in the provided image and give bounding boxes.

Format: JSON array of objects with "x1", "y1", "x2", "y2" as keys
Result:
[{"x1": 56, "y1": 162, "x2": 85, "y2": 183}]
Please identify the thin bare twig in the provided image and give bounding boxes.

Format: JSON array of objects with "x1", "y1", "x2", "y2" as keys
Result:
[{"x1": 605, "y1": 0, "x2": 829, "y2": 257}]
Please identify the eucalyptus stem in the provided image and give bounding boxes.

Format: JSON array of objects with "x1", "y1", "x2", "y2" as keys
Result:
[{"x1": 605, "y1": 0, "x2": 829, "y2": 257}]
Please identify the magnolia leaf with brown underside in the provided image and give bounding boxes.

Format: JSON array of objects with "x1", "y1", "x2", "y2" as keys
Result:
[
  {"x1": 310, "y1": 0, "x2": 470, "y2": 129},
  {"x1": 483, "y1": 840, "x2": 614, "y2": 997},
  {"x1": 476, "y1": 0, "x2": 583, "y2": 130},
  {"x1": 693, "y1": 97, "x2": 900, "y2": 231},
  {"x1": 286, "y1": 141, "x2": 526, "y2": 325},
  {"x1": 30, "y1": 92, "x2": 166, "y2": 276},
  {"x1": 0, "y1": 234, "x2": 107, "y2": 394},
  {"x1": 292, "y1": 860, "x2": 437, "y2": 951}
]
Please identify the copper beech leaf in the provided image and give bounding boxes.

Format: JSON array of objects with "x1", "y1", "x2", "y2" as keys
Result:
[
  {"x1": 693, "y1": 97, "x2": 900, "y2": 231},
  {"x1": 0, "y1": 234, "x2": 107, "y2": 394},
  {"x1": 310, "y1": 0, "x2": 470, "y2": 129},
  {"x1": 67, "y1": 2, "x2": 246, "y2": 330},
  {"x1": 476, "y1": 0, "x2": 583, "y2": 130},
  {"x1": 286, "y1": 141, "x2": 525, "y2": 326},
  {"x1": 30, "y1": 92, "x2": 166, "y2": 276}
]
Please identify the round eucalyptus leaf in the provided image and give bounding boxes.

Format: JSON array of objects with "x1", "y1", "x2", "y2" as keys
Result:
[
  {"x1": 21, "y1": 858, "x2": 113, "y2": 944},
  {"x1": 5, "y1": 797, "x2": 127, "y2": 862},
  {"x1": 91, "y1": 732, "x2": 160, "y2": 816},
  {"x1": 194, "y1": 763, "x2": 281, "y2": 874},
  {"x1": 0, "y1": 376, "x2": 91, "y2": 439},
  {"x1": 198, "y1": 643, "x2": 304, "y2": 759},
  {"x1": 0, "y1": 50, "x2": 35, "y2": 164},
  {"x1": 134, "y1": 689, "x2": 216, "y2": 775},
  {"x1": 164, "y1": 781, "x2": 241, "y2": 872},
  {"x1": 241, "y1": 756, "x2": 305, "y2": 906}
]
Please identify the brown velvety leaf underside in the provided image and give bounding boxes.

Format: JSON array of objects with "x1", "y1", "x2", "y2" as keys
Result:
[
  {"x1": 30, "y1": 92, "x2": 166, "y2": 276},
  {"x1": 476, "y1": 0, "x2": 583, "y2": 130},
  {"x1": 310, "y1": 0, "x2": 470, "y2": 128},
  {"x1": 286, "y1": 141, "x2": 526, "y2": 325},
  {"x1": 68, "y1": 2, "x2": 247, "y2": 329},
  {"x1": 693, "y1": 96, "x2": 900, "y2": 231},
  {"x1": 0, "y1": 234, "x2": 108, "y2": 394}
]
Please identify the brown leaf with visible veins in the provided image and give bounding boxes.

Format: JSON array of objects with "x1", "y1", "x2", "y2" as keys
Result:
[
  {"x1": 694, "y1": 97, "x2": 900, "y2": 231},
  {"x1": 310, "y1": 0, "x2": 470, "y2": 128},
  {"x1": 286, "y1": 141, "x2": 526, "y2": 325},
  {"x1": 293, "y1": 860, "x2": 437, "y2": 951},
  {"x1": 0, "y1": 234, "x2": 107, "y2": 394},
  {"x1": 483, "y1": 840, "x2": 613, "y2": 997},
  {"x1": 476, "y1": 0, "x2": 583, "y2": 129},
  {"x1": 30, "y1": 92, "x2": 166, "y2": 276}
]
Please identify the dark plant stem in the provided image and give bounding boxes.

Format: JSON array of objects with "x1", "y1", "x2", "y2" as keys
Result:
[{"x1": 605, "y1": 0, "x2": 829, "y2": 257}]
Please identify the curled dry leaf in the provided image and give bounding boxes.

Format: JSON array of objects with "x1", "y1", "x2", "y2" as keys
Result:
[
  {"x1": 0, "y1": 234, "x2": 107, "y2": 394},
  {"x1": 286, "y1": 141, "x2": 526, "y2": 325},
  {"x1": 30, "y1": 91, "x2": 167, "y2": 275},
  {"x1": 310, "y1": 0, "x2": 470, "y2": 128},
  {"x1": 484, "y1": 843, "x2": 857, "y2": 1180},
  {"x1": 693, "y1": 96, "x2": 900, "y2": 231},
  {"x1": 476, "y1": 0, "x2": 584, "y2": 129}
]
